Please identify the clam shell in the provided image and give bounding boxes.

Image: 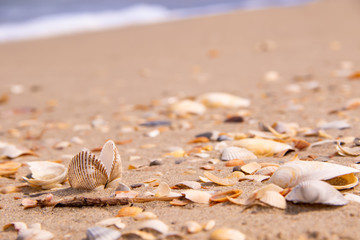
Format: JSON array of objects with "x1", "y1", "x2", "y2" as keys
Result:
[
  {"x1": 86, "y1": 226, "x2": 121, "y2": 240},
  {"x1": 234, "y1": 138, "x2": 293, "y2": 157},
  {"x1": 255, "y1": 166, "x2": 278, "y2": 176},
  {"x1": 258, "y1": 190, "x2": 286, "y2": 209},
  {"x1": 197, "y1": 92, "x2": 250, "y2": 108},
  {"x1": 116, "y1": 206, "x2": 143, "y2": 217},
  {"x1": 203, "y1": 172, "x2": 240, "y2": 186},
  {"x1": 269, "y1": 159, "x2": 360, "y2": 188},
  {"x1": 344, "y1": 193, "x2": 360, "y2": 203},
  {"x1": 170, "y1": 100, "x2": 206, "y2": 115},
  {"x1": 139, "y1": 220, "x2": 169, "y2": 235},
  {"x1": 155, "y1": 182, "x2": 171, "y2": 197},
  {"x1": 210, "y1": 228, "x2": 246, "y2": 240},
  {"x1": 68, "y1": 140, "x2": 122, "y2": 190},
  {"x1": 183, "y1": 190, "x2": 211, "y2": 204},
  {"x1": 23, "y1": 161, "x2": 67, "y2": 189},
  {"x1": 285, "y1": 180, "x2": 348, "y2": 206},
  {"x1": 324, "y1": 173, "x2": 358, "y2": 190},
  {"x1": 121, "y1": 231, "x2": 155, "y2": 240},
  {"x1": 221, "y1": 147, "x2": 257, "y2": 161}
]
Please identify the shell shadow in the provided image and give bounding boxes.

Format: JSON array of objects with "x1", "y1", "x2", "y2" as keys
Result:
[{"x1": 285, "y1": 202, "x2": 343, "y2": 214}]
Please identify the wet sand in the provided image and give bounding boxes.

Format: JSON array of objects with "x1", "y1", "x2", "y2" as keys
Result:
[{"x1": 1, "y1": 0, "x2": 360, "y2": 239}]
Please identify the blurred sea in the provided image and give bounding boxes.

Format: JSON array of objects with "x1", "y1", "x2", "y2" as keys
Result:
[{"x1": 0, "y1": 0, "x2": 314, "y2": 43}]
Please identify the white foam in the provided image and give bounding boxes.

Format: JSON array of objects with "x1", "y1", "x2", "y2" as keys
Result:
[{"x1": 0, "y1": 4, "x2": 173, "y2": 43}]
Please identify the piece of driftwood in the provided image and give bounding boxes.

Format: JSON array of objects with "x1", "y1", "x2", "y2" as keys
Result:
[{"x1": 23, "y1": 196, "x2": 181, "y2": 209}]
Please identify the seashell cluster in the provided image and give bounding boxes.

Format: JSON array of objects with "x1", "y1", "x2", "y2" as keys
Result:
[
  {"x1": 68, "y1": 140, "x2": 122, "y2": 190},
  {"x1": 23, "y1": 161, "x2": 67, "y2": 189}
]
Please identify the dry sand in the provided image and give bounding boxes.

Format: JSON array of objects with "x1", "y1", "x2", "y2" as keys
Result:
[{"x1": 1, "y1": 0, "x2": 360, "y2": 239}]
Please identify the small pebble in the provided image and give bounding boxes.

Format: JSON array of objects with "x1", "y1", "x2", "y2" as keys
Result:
[{"x1": 149, "y1": 160, "x2": 162, "y2": 166}]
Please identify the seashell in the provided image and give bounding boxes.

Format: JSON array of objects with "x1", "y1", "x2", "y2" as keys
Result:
[
  {"x1": 68, "y1": 140, "x2": 122, "y2": 190},
  {"x1": 121, "y1": 230, "x2": 155, "y2": 240},
  {"x1": 197, "y1": 92, "x2": 250, "y2": 108},
  {"x1": 23, "y1": 161, "x2": 67, "y2": 189},
  {"x1": 344, "y1": 193, "x2": 360, "y2": 204},
  {"x1": 199, "y1": 176, "x2": 212, "y2": 183},
  {"x1": 234, "y1": 138, "x2": 294, "y2": 157},
  {"x1": 240, "y1": 162, "x2": 261, "y2": 174},
  {"x1": 240, "y1": 174, "x2": 270, "y2": 182},
  {"x1": 4, "y1": 222, "x2": 54, "y2": 240},
  {"x1": 225, "y1": 159, "x2": 245, "y2": 167},
  {"x1": 203, "y1": 220, "x2": 216, "y2": 231},
  {"x1": 0, "y1": 161, "x2": 21, "y2": 176},
  {"x1": 324, "y1": 173, "x2": 358, "y2": 190},
  {"x1": 139, "y1": 220, "x2": 169, "y2": 235},
  {"x1": 86, "y1": 226, "x2": 122, "y2": 240},
  {"x1": 254, "y1": 184, "x2": 284, "y2": 199},
  {"x1": 268, "y1": 158, "x2": 359, "y2": 188},
  {"x1": 255, "y1": 166, "x2": 278, "y2": 176},
  {"x1": 182, "y1": 190, "x2": 211, "y2": 204},
  {"x1": 258, "y1": 190, "x2": 286, "y2": 209},
  {"x1": 170, "y1": 198, "x2": 190, "y2": 206},
  {"x1": 21, "y1": 198, "x2": 38, "y2": 209},
  {"x1": 221, "y1": 147, "x2": 257, "y2": 161},
  {"x1": 336, "y1": 142, "x2": 360, "y2": 157},
  {"x1": 210, "y1": 228, "x2": 246, "y2": 240},
  {"x1": 285, "y1": 180, "x2": 348, "y2": 206},
  {"x1": 116, "y1": 206, "x2": 143, "y2": 217},
  {"x1": 170, "y1": 100, "x2": 206, "y2": 115},
  {"x1": 175, "y1": 181, "x2": 201, "y2": 190},
  {"x1": 155, "y1": 182, "x2": 171, "y2": 197},
  {"x1": 134, "y1": 212, "x2": 158, "y2": 221},
  {"x1": 317, "y1": 120, "x2": 351, "y2": 130},
  {"x1": 210, "y1": 189, "x2": 242, "y2": 203},
  {"x1": 248, "y1": 130, "x2": 278, "y2": 139},
  {"x1": 96, "y1": 218, "x2": 125, "y2": 229},
  {"x1": 0, "y1": 142, "x2": 38, "y2": 159},
  {"x1": 203, "y1": 172, "x2": 239, "y2": 186},
  {"x1": 185, "y1": 221, "x2": 203, "y2": 234}
]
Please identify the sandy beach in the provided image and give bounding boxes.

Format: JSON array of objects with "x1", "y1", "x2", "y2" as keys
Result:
[{"x1": 1, "y1": 0, "x2": 360, "y2": 239}]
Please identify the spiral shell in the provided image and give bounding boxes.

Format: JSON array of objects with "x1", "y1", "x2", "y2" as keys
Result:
[{"x1": 68, "y1": 140, "x2": 122, "y2": 190}]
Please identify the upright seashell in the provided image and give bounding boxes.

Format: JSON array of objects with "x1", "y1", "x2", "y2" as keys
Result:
[
  {"x1": 258, "y1": 191, "x2": 286, "y2": 209},
  {"x1": 197, "y1": 92, "x2": 250, "y2": 108},
  {"x1": 210, "y1": 228, "x2": 246, "y2": 240},
  {"x1": 285, "y1": 180, "x2": 348, "y2": 206},
  {"x1": 23, "y1": 161, "x2": 67, "y2": 189},
  {"x1": 234, "y1": 138, "x2": 293, "y2": 157},
  {"x1": 170, "y1": 100, "x2": 206, "y2": 115},
  {"x1": 139, "y1": 220, "x2": 169, "y2": 235},
  {"x1": 86, "y1": 226, "x2": 122, "y2": 240},
  {"x1": 220, "y1": 147, "x2": 257, "y2": 161},
  {"x1": 269, "y1": 158, "x2": 359, "y2": 188},
  {"x1": 68, "y1": 140, "x2": 122, "y2": 190}
]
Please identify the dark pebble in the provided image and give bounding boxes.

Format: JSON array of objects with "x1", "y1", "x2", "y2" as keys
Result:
[
  {"x1": 131, "y1": 183, "x2": 144, "y2": 189},
  {"x1": 232, "y1": 166, "x2": 242, "y2": 172},
  {"x1": 149, "y1": 159, "x2": 162, "y2": 166},
  {"x1": 140, "y1": 120, "x2": 171, "y2": 127}
]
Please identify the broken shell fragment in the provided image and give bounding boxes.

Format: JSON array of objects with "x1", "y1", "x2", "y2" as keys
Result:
[
  {"x1": 203, "y1": 172, "x2": 239, "y2": 186},
  {"x1": 210, "y1": 228, "x2": 246, "y2": 240},
  {"x1": 139, "y1": 220, "x2": 169, "y2": 235},
  {"x1": 269, "y1": 158, "x2": 359, "y2": 188},
  {"x1": 0, "y1": 161, "x2": 22, "y2": 176},
  {"x1": 336, "y1": 143, "x2": 360, "y2": 157},
  {"x1": 155, "y1": 182, "x2": 171, "y2": 197},
  {"x1": 23, "y1": 161, "x2": 67, "y2": 189},
  {"x1": 183, "y1": 190, "x2": 211, "y2": 204},
  {"x1": 86, "y1": 226, "x2": 122, "y2": 240},
  {"x1": 185, "y1": 221, "x2": 203, "y2": 234},
  {"x1": 197, "y1": 92, "x2": 250, "y2": 108},
  {"x1": 4, "y1": 222, "x2": 54, "y2": 240},
  {"x1": 221, "y1": 147, "x2": 257, "y2": 161},
  {"x1": 68, "y1": 140, "x2": 122, "y2": 190},
  {"x1": 134, "y1": 212, "x2": 158, "y2": 221},
  {"x1": 175, "y1": 181, "x2": 201, "y2": 190},
  {"x1": 258, "y1": 190, "x2": 286, "y2": 209},
  {"x1": 255, "y1": 166, "x2": 278, "y2": 176},
  {"x1": 234, "y1": 138, "x2": 294, "y2": 157},
  {"x1": 241, "y1": 162, "x2": 261, "y2": 174},
  {"x1": 0, "y1": 142, "x2": 38, "y2": 159},
  {"x1": 116, "y1": 206, "x2": 143, "y2": 217},
  {"x1": 210, "y1": 189, "x2": 242, "y2": 203},
  {"x1": 203, "y1": 220, "x2": 216, "y2": 231},
  {"x1": 96, "y1": 218, "x2": 125, "y2": 229},
  {"x1": 285, "y1": 180, "x2": 348, "y2": 206}
]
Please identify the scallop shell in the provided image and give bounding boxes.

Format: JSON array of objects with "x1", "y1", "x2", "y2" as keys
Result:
[
  {"x1": 234, "y1": 138, "x2": 294, "y2": 157},
  {"x1": 197, "y1": 92, "x2": 250, "y2": 108},
  {"x1": 170, "y1": 100, "x2": 206, "y2": 115},
  {"x1": 268, "y1": 158, "x2": 359, "y2": 188},
  {"x1": 23, "y1": 161, "x2": 67, "y2": 189},
  {"x1": 258, "y1": 190, "x2": 286, "y2": 209},
  {"x1": 68, "y1": 140, "x2": 122, "y2": 190},
  {"x1": 86, "y1": 226, "x2": 121, "y2": 240},
  {"x1": 210, "y1": 228, "x2": 246, "y2": 240},
  {"x1": 285, "y1": 180, "x2": 348, "y2": 206},
  {"x1": 220, "y1": 147, "x2": 257, "y2": 161}
]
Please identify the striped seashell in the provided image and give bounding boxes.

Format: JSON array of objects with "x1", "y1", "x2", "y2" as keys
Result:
[
  {"x1": 86, "y1": 226, "x2": 121, "y2": 240},
  {"x1": 220, "y1": 146, "x2": 257, "y2": 161},
  {"x1": 68, "y1": 140, "x2": 122, "y2": 190}
]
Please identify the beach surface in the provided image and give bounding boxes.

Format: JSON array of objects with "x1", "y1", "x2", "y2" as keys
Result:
[{"x1": 1, "y1": 0, "x2": 360, "y2": 239}]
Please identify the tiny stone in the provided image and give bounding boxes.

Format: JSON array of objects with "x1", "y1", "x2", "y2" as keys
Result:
[
  {"x1": 149, "y1": 160, "x2": 162, "y2": 166},
  {"x1": 232, "y1": 166, "x2": 242, "y2": 172}
]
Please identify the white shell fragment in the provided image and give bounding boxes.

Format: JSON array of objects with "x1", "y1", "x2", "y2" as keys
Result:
[
  {"x1": 3, "y1": 222, "x2": 54, "y2": 240},
  {"x1": 170, "y1": 100, "x2": 206, "y2": 115},
  {"x1": 175, "y1": 181, "x2": 201, "y2": 190},
  {"x1": 68, "y1": 140, "x2": 122, "y2": 190},
  {"x1": 210, "y1": 228, "x2": 246, "y2": 240},
  {"x1": 183, "y1": 190, "x2": 211, "y2": 204},
  {"x1": 86, "y1": 226, "x2": 122, "y2": 240},
  {"x1": 317, "y1": 120, "x2": 351, "y2": 130},
  {"x1": 0, "y1": 142, "x2": 38, "y2": 159},
  {"x1": 259, "y1": 190, "x2": 286, "y2": 209},
  {"x1": 336, "y1": 143, "x2": 360, "y2": 157},
  {"x1": 185, "y1": 221, "x2": 203, "y2": 234},
  {"x1": 23, "y1": 161, "x2": 67, "y2": 189},
  {"x1": 285, "y1": 180, "x2": 348, "y2": 206},
  {"x1": 197, "y1": 92, "x2": 250, "y2": 108},
  {"x1": 269, "y1": 158, "x2": 359, "y2": 188},
  {"x1": 221, "y1": 147, "x2": 257, "y2": 161},
  {"x1": 344, "y1": 193, "x2": 360, "y2": 204},
  {"x1": 139, "y1": 220, "x2": 169, "y2": 235},
  {"x1": 96, "y1": 218, "x2": 126, "y2": 229},
  {"x1": 234, "y1": 138, "x2": 293, "y2": 157}
]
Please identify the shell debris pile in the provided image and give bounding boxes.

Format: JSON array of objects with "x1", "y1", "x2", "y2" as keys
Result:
[{"x1": 2, "y1": 86, "x2": 360, "y2": 240}]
